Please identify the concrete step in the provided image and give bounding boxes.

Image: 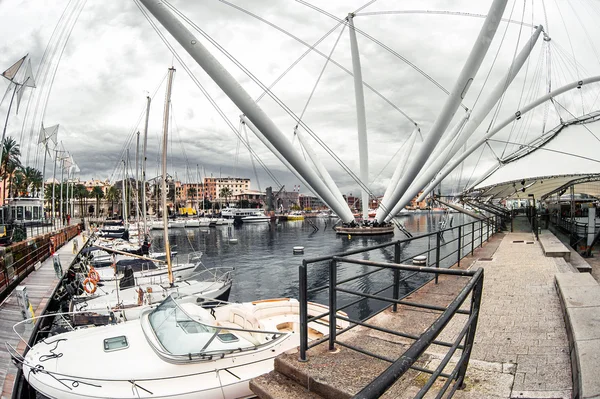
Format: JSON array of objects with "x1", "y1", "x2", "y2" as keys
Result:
[
  {"x1": 250, "y1": 370, "x2": 324, "y2": 399},
  {"x1": 539, "y1": 230, "x2": 571, "y2": 261}
]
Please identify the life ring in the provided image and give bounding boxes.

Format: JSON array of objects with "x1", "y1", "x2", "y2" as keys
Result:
[
  {"x1": 83, "y1": 278, "x2": 97, "y2": 294},
  {"x1": 88, "y1": 268, "x2": 100, "y2": 283}
]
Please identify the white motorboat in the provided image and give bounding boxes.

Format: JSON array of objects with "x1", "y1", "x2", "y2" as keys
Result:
[
  {"x1": 241, "y1": 212, "x2": 271, "y2": 223},
  {"x1": 185, "y1": 218, "x2": 200, "y2": 227},
  {"x1": 71, "y1": 268, "x2": 234, "y2": 321},
  {"x1": 88, "y1": 256, "x2": 197, "y2": 285},
  {"x1": 170, "y1": 219, "x2": 186, "y2": 228},
  {"x1": 21, "y1": 294, "x2": 347, "y2": 399}
]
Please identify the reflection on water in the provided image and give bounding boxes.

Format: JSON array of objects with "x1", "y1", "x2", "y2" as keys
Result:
[{"x1": 150, "y1": 213, "x2": 480, "y2": 319}]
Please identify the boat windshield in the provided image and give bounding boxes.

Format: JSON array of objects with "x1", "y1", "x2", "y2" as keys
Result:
[{"x1": 148, "y1": 295, "x2": 218, "y2": 356}]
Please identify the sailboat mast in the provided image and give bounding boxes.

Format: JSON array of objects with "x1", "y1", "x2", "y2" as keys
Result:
[
  {"x1": 52, "y1": 149, "x2": 58, "y2": 223},
  {"x1": 162, "y1": 67, "x2": 176, "y2": 285},
  {"x1": 142, "y1": 96, "x2": 151, "y2": 236},
  {"x1": 122, "y1": 159, "x2": 127, "y2": 223},
  {"x1": 135, "y1": 133, "x2": 140, "y2": 235},
  {"x1": 59, "y1": 158, "x2": 64, "y2": 224},
  {"x1": 196, "y1": 164, "x2": 199, "y2": 215}
]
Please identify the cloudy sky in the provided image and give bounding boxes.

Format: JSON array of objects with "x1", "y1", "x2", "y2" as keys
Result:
[{"x1": 1, "y1": 0, "x2": 599, "y2": 198}]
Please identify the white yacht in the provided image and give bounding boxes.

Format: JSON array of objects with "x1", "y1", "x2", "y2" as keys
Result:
[{"x1": 21, "y1": 294, "x2": 347, "y2": 399}]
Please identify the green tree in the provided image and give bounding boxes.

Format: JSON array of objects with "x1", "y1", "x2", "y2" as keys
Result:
[
  {"x1": 106, "y1": 186, "x2": 120, "y2": 217},
  {"x1": 21, "y1": 166, "x2": 43, "y2": 196},
  {"x1": 1, "y1": 137, "x2": 21, "y2": 199},
  {"x1": 73, "y1": 184, "x2": 89, "y2": 219},
  {"x1": 91, "y1": 186, "x2": 104, "y2": 218},
  {"x1": 219, "y1": 187, "x2": 233, "y2": 207}
]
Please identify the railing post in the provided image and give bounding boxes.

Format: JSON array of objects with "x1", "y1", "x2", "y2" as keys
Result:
[
  {"x1": 299, "y1": 261, "x2": 308, "y2": 362},
  {"x1": 479, "y1": 220, "x2": 483, "y2": 248},
  {"x1": 435, "y1": 231, "x2": 441, "y2": 284},
  {"x1": 328, "y1": 258, "x2": 337, "y2": 352},
  {"x1": 457, "y1": 270, "x2": 484, "y2": 388},
  {"x1": 471, "y1": 222, "x2": 475, "y2": 256},
  {"x1": 457, "y1": 225, "x2": 462, "y2": 267},
  {"x1": 487, "y1": 218, "x2": 490, "y2": 241},
  {"x1": 393, "y1": 241, "x2": 401, "y2": 312}
]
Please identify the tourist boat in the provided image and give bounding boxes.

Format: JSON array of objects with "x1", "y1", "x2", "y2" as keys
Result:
[
  {"x1": 21, "y1": 294, "x2": 347, "y2": 399},
  {"x1": 222, "y1": 207, "x2": 269, "y2": 223},
  {"x1": 185, "y1": 218, "x2": 200, "y2": 227}
]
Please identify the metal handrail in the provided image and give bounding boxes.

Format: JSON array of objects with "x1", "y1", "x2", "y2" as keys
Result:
[{"x1": 298, "y1": 214, "x2": 500, "y2": 398}]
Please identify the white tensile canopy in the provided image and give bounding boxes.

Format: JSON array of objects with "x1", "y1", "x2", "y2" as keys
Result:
[{"x1": 470, "y1": 113, "x2": 600, "y2": 201}]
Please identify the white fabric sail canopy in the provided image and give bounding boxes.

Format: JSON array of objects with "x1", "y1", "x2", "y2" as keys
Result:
[{"x1": 471, "y1": 115, "x2": 600, "y2": 200}]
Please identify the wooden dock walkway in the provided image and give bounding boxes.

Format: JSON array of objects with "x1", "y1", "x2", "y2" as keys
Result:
[{"x1": 0, "y1": 235, "x2": 83, "y2": 399}]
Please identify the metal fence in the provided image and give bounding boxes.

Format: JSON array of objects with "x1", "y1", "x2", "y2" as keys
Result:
[
  {"x1": 298, "y1": 216, "x2": 500, "y2": 398},
  {"x1": 0, "y1": 224, "x2": 81, "y2": 302}
]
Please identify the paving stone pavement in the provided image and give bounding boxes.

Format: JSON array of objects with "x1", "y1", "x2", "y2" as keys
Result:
[{"x1": 465, "y1": 231, "x2": 572, "y2": 398}]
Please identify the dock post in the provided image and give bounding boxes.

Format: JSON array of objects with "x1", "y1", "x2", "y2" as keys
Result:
[
  {"x1": 328, "y1": 259, "x2": 337, "y2": 351},
  {"x1": 392, "y1": 241, "x2": 401, "y2": 312},
  {"x1": 457, "y1": 225, "x2": 462, "y2": 267},
  {"x1": 299, "y1": 262, "x2": 308, "y2": 361},
  {"x1": 471, "y1": 221, "x2": 475, "y2": 255}
]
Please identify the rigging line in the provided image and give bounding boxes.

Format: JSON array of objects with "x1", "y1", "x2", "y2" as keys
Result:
[
  {"x1": 553, "y1": 0, "x2": 584, "y2": 115},
  {"x1": 370, "y1": 132, "x2": 411, "y2": 185},
  {"x1": 462, "y1": 146, "x2": 486, "y2": 192},
  {"x1": 512, "y1": 47, "x2": 545, "y2": 146},
  {"x1": 243, "y1": 123, "x2": 261, "y2": 192},
  {"x1": 472, "y1": 0, "x2": 518, "y2": 108},
  {"x1": 25, "y1": 0, "x2": 82, "y2": 169},
  {"x1": 487, "y1": 137, "x2": 600, "y2": 163},
  {"x1": 28, "y1": 0, "x2": 88, "y2": 167},
  {"x1": 353, "y1": 0, "x2": 378, "y2": 14},
  {"x1": 568, "y1": 1, "x2": 600, "y2": 71},
  {"x1": 108, "y1": 72, "x2": 168, "y2": 183},
  {"x1": 294, "y1": 0, "x2": 468, "y2": 110},
  {"x1": 234, "y1": 120, "x2": 241, "y2": 178},
  {"x1": 500, "y1": 0, "x2": 532, "y2": 159},
  {"x1": 134, "y1": 0, "x2": 281, "y2": 189},
  {"x1": 17, "y1": 0, "x2": 78, "y2": 158},
  {"x1": 553, "y1": 100, "x2": 600, "y2": 143},
  {"x1": 216, "y1": 0, "x2": 418, "y2": 126},
  {"x1": 355, "y1": 10, "x2": 537, "y2": 29},
  {"x1": 161, "y1": 1, "x2": 373, "y2": 198},
  {"x1": 297, "y1": 22, "x2": 346, "y2": 123}
]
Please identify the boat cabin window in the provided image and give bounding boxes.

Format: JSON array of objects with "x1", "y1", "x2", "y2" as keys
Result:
[
  {"x1": 104, "y1": 336, "x2": 129, "y2": 352},
  {"x1": 148, "y1": 295, "x2": 218, "y2": 355}
]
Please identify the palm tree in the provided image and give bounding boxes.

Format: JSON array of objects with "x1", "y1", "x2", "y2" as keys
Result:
[
  {"x1": 21, "y1": 166, "x2": 43, "y2": 196},
  {"x1": 1, "y1": 137, "x2": 21, "y2": 199},
  {"x1": 105, "y1": 186, "x2": 120, "y2": 217},
  {"x1": 73, "y1": 184, "x2": 89, "y2": 220},
  {"x1": 91, "y1": 186, "x2": 104, "y2": 218},
  {"x1": 219, "y1": 187, "x2": 233, "y2": 207}
]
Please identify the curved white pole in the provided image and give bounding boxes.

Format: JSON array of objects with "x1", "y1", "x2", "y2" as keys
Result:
[
  {"x1": 376, "y1": 0, "x2": 508, "y2": 223},
  {"x1": 384, "y1": 23, "x2": 543, "y2": 221},
  {"x1": 139, "y1": 0, "x2": 354, "y2": 223},
  {"x1": 241, "y1": 116, "x2": 328, "y2": 208},
  {"x1": 466, "y1": 161, "x2": 501, "y2": 191},
  {"x1": 374, "y1": 127, "x2": 418, "y2": 220},
  {"x1": 414, "y1": 25, "x2": 544, "y2": 203},
  {"x1": 294, "y1": 127, "x2": 348, "y2": 211},
  {"x1": 418, "y1": 75, "x2": 600, "y2": 202},
  {"x1": 348, "y1": 14, "x2": 369, "y2": 220}
]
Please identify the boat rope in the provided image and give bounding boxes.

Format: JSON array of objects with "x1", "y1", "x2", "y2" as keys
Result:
[{"x1": 133, "y1": 0, "x2": 282, "y2": 189}]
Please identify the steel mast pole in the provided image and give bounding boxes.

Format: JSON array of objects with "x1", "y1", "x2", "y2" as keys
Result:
[
  {"x1": 51, "y1": 149, "x2": 58, "y2": 224},
  {"x1": 59, "y1": 158, "x2": 64, "y2": 225},
  {"x1": 348, "y1": 13, "x2": 369, "y2": 221},
  {"x1": 375, "y1": 0, "x2": 508, "y2": 223},
  {"x1": 141, "y1": 97, "x2": 151, "y2": 236},
  {"x1": 135, "y1": 131, "x2": 141, "y2": 237},
  {"x1": 138, "y1": 0, "x2": 354, "y2": 223},
  {"x1": 161, "y1": 67, "x2": 175, "y2": 285}
]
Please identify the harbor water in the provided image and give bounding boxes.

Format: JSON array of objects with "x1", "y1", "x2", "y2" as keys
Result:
[{"x1": 149, "y1": 212, "x2": 480, "y2": 320}]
